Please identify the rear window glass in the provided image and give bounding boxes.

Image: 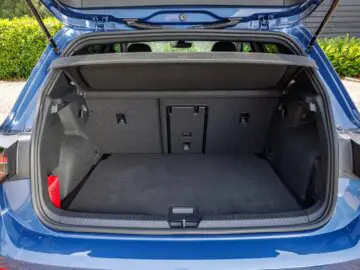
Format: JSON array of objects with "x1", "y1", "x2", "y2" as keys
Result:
[
  {"x1": 147, "y1": 41, "x2": 214, "y2": 52},
  {"x1": 242, "y1": 42, "x2": 252, "y2": 52},
  {"x1": 73, "y1": 41, "x2": 292, "y2": 55},
  {"x1": 263, "y1": 44, "x2": 280, "y2": 53}
]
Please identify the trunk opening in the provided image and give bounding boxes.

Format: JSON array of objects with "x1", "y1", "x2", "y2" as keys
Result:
[
  {"x1": 32, "y1": 33, "x2": 336, "y2": 234},
  {"x1": 65, "y1": 154, "x2": 302, "y2": 216}
]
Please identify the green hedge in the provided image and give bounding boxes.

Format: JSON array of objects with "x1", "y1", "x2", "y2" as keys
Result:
[
  {"x1": 318, "y1": 35, "x2": 360, "y2": 78},
  {"x1": 0, "y1": 17, "x2": 62, "y2": 80},
  {"x1": 0, "y1": 17, "x2": 359, "y2": 80}
]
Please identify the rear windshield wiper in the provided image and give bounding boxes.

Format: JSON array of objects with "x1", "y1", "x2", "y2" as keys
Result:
[{"x1": 124, "y1": 18, "x2": 242, "y2": 30}]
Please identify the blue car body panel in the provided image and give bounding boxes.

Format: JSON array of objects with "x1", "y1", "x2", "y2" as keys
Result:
[
  {"x1": 40, "y1": 0, "x2": 322, "y2": 31},
  {"x1": 1, "y1": 177, "x2": 360, "y2": 269},
  {"x1": 1, "y1": 1, "x2": 360, "y2": 268}
]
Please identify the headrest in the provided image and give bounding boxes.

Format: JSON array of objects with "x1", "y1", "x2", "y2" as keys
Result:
[
  {"x1": 127, "y1": 43, "x2": 152, "y2": 52},
  {"x1": 211, "y1": 41, "x2": 237, "y2": 52}
]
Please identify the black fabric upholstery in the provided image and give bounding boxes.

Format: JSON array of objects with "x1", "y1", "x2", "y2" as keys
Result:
[
  {"x1": 160, "y1": 98, "x2": 278, "y2": 153},
  {"x1": 68, "y1": 154, "x2": 300, "y2": 216},
  {"x1": 266, "y1": 97, "x2": 321, "y2": 202},
  {"x1": 82, "y1": 97, "x2": 278, "y2": 154},
  {"x1": 85, "y1": 99, "x2": 162, "y2": 153}
]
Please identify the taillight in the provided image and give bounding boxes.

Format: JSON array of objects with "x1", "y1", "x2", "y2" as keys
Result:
[
  {"x1": 0, "y1": 134, "x2": 30, "y2": 182},
  {"x1": 0, "y1": 151, "x2": 8, "y2": 182}
]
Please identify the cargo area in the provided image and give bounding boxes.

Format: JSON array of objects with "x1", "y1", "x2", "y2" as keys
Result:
[
  {"x1": 68, "y1": 154, "x2": 301, "y2": 215},
  {"x1": 33, "y1": 49, "x2": 335, "y2": 232}
]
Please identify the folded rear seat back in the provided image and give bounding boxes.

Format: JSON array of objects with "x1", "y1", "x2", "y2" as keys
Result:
[{"x1": 85, "y1": 99, "x2": 162, "y2": 154}]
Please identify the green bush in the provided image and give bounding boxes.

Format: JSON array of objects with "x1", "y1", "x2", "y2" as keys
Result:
[
  {"x1": 318, "y1": 35, "x2": 360, "y2": 78},
  {"x1": 0, "y1": 17, "x2": 359, "y2": 80},
  {"x1": 0, "y1": 16, "x2": 62, "y2": 80},
  {"x1": 0, "y1": 0, "x2": 50, "y2": 19}
]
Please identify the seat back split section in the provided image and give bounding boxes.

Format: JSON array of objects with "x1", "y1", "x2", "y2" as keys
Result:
[{"x1": 81, "y1": 94, "x2": 279, "y2": 155}]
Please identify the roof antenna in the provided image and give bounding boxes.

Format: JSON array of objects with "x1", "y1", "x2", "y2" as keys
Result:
[
  {"x1": 24, "y1": 0, "x2": 59, "y2": 54},
  {"x1": 306, "y1": 0, "x2": 340, "y2": 53}
]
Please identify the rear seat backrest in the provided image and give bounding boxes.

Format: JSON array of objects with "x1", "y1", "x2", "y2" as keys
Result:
[
  {"x1": 85, "y1": 99, "x2": 162, "y2": 153},
  {"x1": 83, "y1": 97, "x2": 278, "y2": 154},
  {"x1": 127, "y1": 43, "x2": 152, "y2": 52},
  {"x1": 211, "y1": 41, "x2": 237, "y2": 52},
  {"x1": 161, "y1": 98, "x2": 279, "y2": 153}
]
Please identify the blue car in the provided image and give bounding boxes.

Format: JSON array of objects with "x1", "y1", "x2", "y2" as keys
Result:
[{"x1": 1, "y1": 0, "x2": 360, "y2": 269}]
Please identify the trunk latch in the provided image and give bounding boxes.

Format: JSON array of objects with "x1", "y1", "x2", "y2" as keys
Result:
[{"x1": 168, "y1": 206, "x2": 201, "y2": 228}]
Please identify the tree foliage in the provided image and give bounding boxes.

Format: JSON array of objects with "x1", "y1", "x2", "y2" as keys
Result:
[
  {"x1": 0, "y1": 0, "x2": 49, "y2": 18},
  {"x1": 319, "y1": 35, "x2": 360, "y2": 78},
  {"x1": 0, "y1": 17, "x2": 62, "y2": 80}
]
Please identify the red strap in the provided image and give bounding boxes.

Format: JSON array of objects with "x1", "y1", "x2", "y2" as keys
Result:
[{"x1": 48, "y1": 175, "x2": 61, "y2": 208}]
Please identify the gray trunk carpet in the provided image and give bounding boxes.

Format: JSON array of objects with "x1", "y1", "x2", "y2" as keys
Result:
[{"x1": 68, "y1": 154, "x2": 300, "y2": 216}]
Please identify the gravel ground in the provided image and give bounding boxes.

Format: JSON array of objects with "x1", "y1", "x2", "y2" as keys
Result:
[
  {"x1": 343, "y1": 79, "x2": 360, "y2": 108},
  {"x1": 0, "y1": 79, "x2": 360, "y2": 125},
  {"x1": 0, "y1": 81, "x2": 25, "y2": 124}
]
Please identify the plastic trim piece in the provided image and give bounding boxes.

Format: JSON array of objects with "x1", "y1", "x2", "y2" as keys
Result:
[
  {"x1": 51, "y1": 52, "x2": 316, "y2": 70},
  {"x1": 81, "y1": 90, "x2": 282, "y2": 99}
]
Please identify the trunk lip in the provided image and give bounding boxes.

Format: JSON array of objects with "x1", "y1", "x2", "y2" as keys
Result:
[{"x1": 31, "y1": 30, "x2": 338, "y2": 235}]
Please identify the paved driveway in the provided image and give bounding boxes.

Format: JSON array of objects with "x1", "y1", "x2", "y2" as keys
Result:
[
  {"x1": 343, "y1": 79, "x2": 360, "y2": 108},
  {"x1": 0, "y1": 81, "x2": 25, "y2": 123},
  {"x1": 0, "y1": 79, "x2": 360, "y2": 124}
]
